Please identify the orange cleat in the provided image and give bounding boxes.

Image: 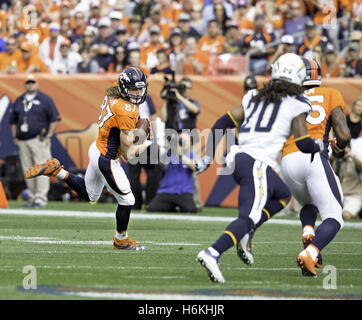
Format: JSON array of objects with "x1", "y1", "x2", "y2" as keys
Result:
[
  {"x1": 296, "y1": 248, "x2": 318, "y2": 277},
  {"x1": 25, "y1": 158, "x2": 63, "y2": 179},
  {"x1": 302, "y1": 233, "x2": 314, "y2": 248},
  {"x1": 112, "y1": 236, "x2": 149, "y2": 251}
]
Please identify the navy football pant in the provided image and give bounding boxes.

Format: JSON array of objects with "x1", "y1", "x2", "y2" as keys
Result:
[{"x1": 212, "y1": 153, "x2": 291, "y2": 255}]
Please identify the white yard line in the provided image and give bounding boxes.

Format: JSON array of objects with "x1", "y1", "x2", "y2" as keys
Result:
[{"x1": 1, "y1": 208, "x2": 362, "y2": 229}]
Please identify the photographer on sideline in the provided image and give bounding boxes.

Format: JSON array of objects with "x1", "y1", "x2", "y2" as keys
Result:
[
  {"x1": 147, "y1": 132, "x2": 198, "y2": 213},
  {"x1": 160, "y1": 76, "x2": 200, "y2": 133},
  {"x1": 160, "y1": 75, "x2": 203, "y2": 210}
]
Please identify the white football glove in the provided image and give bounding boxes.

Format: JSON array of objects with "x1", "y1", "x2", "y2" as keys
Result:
[{"x1": 195, "y1": 155, "x2": 213, "y2": 175}]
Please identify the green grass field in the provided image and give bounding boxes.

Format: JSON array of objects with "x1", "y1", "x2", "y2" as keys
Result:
[{"x1": 1, "y1": 200, "x2": 361, "y2": 300}]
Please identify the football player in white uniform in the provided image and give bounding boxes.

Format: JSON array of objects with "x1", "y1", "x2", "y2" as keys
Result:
[{"x1": 195, "y1": 53, "x2": 324, "y2": 283}]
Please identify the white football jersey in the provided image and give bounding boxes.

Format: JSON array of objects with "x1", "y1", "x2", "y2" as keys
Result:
[{"x1": 236, "y1": 89, "x2": 311, "y2": 169}]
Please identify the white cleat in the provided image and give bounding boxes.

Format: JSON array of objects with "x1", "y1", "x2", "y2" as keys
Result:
[
  {"x1": 237, "y1": 229, "x2": 254, "y2": 265},
  {"x1": 196, "y1": 249, "x2": 225, "y2": 283}
]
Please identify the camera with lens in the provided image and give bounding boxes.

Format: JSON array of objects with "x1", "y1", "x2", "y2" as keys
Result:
[
  {"x1": 161, "y1": 72, "x2": 186, "y2": 101},
  {"x1": 161, "y1": 71, "x2": 185, "y2": 131}
]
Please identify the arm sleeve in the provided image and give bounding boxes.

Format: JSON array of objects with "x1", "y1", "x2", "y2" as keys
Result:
[{"x1": 204, "y1": 112, "x2": 237, "y2": 160}]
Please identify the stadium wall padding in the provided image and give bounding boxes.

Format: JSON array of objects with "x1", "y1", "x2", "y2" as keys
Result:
[{"x1": 1, "y1": 74, "x2": 361, "y2": 208}]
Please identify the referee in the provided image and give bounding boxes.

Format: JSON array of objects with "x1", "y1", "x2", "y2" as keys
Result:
[{"x1": 10, "y1": 74, "x2": 61, "y2": 208}]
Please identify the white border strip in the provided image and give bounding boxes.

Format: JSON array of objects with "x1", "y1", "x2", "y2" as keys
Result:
[{"x1": 1, "y1": 208, "x2": 362, "y2": 228}]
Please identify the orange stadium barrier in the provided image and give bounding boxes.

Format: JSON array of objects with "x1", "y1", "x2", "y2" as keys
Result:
[{"x1": 1, "y1": 74, "x2": 362, "y2": 207}]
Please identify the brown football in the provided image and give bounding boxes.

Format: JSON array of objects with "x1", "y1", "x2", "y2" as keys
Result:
[{"x1": 133, "y1": 118, "x2": 150, "y2": 143}]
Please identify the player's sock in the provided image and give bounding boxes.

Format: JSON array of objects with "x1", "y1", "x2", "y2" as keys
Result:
[
  {"x1": 115, "y1": 230, "x2": 128, "y2": 240},
  {"x1": 55, "y1": 168, "x2": 69, "y2": 180},
  {"x1": 311, "y1": 218, "x2": 341, "y2": 252},
  {"x1": 300, "y1": 204, "x2": 318, "y2": 229},
  {"x1": 255, "y1": 200, "x2": 284, "y2": 230},
  {"x1": 63, "y1": 173, "x2": 90, "y2": 201},
  {"x1": 116, "y1": 205, "x2": 132, "y2": 233},
  {"x1": 212, "y1": 217, "x2": 254, "y2": 255}
]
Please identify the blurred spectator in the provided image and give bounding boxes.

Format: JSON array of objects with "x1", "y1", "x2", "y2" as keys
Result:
[
  {"x1": 198, "y1": 19, "x2": 226, "y2": 55},
  {"x1": 190, "y1": 3, "x2": 206, "y2": 36},
  {"x1": 69, "y1": 11, "x2": 87, "y2": 44},
  {"x1": 222, "y1": 21, "x2": 243, "y2": 54},
  {"x1": 150, "y1": 48, "x2": 173, "y2": 75},
  {"x1": 77, "y1": 26, "x2": 97, "y2": 53},
  {"x1": 140, "y1": 25, "x2": 168, "y2": 70},
  {"x1": 0, "y1": 36, "x2": 21, "y2": 73},
  {"x1": 319, "y1": 43, "x2": 341, "y2": 78},
  {"x1": 168, "y1": 28, "x2": 184, "y2": 71},
  {"x1": 160, "y1": 0, "x2": 183, "y2": 27},
  {"x1": 267, "y1": 34, "x2": 295, "y2": 72},
  {"x1": 93, "y1": 16, "x2": 116, "y2": 47},
  {"x1": 203, "y1": 0, "x2": 234, "y2": 24},
  {"x1": 147, "y1": 132, "x2": 198, "y2": 213},
  {"x1": 233, "y1": 0, "x2": 251, "y2": 37},
  {"x1": 275, "y1": 0, "x2": 315, "y2": 17},
  {"x1": 87, "y1": 1, "x2": 102, "y2": 27},
  {"x1": 111, "y1": 25, "x2": 129, "y2": 53},
  {"x1": 107, "y1": 45, "x2": 126, "y2": 73},
  {"x1": 2, "y1": 14, "x2": 21, "y2": 39},
  {"x1": 39, "y1": 22, "x2": 66, "y2": 70},
  {"x1": 76, "y1": 47, "x2": 100, "y2": 73},
  {"x1": 341, "y1": 43, "x2": 362, "y2": 77},
  {"x1": 352, "y1": 0, "x2": 362, "y2": 30},
  {"x1": 21, "y1": 10, "x2": 49, "y2": 49},
  {"x1": 213, "y1": 0, "x2": 231, "y2": 34},
  {"x1": 127, "y1": 48, "x2": 142, "y2": 69},
  {"x1": 132, "y1": 0, "x2": 156, "y2": 25},
  {"x1": 263, "y1": 0, "x2": 284, "y2": 39},
  {"x1": 17, "y1": 41, "x2": 48, "y2": 73},
  {"x1": 242, "y1": 14, "x2": 276, "y2": 75},
  {"x1": 109, "y1": 10, "x2": 124, "y2": 32},
  {"x1": 59, "y1": 17, "x2": 72, "y2": 40},
  {"x1": 297, "y1": 20, "x2": 328, "y2": 57},
  {"x1": 127, "y1": 14, "x2": 143, "y2": 41},
  {"x1": 347, "y1": 98, "x2": 362, "y2": 139},
  {"x1": 310, "y1": 0, "x2": 349, "y2": 27},
  {"x1": 284, "y1": 0, "x2": 312, "y2": 44},
  {"x1": 177, "y1": 12, "x2": 202, "y2": 41},
  {"x1": 350, "y1": 30, "x2": 362, "y2": 58},
  {"x1": 59, "y1": 1, "x2": 72, "y2": 21},
  {"x1": 332, "y1": 143, "x2": 362, "y2": 220},
  {"x1": 50, "y1": 39, "x2": 82, "y2": 74},
  {"x1": 93, "y1": 43, "x2": 113, "y2": 73},
  {"x1": 178, "y1": 36, "x2": 209, "y2": 75},
  {"x1": 138, "y1": 4, "x2": 171, "y2": 44}
]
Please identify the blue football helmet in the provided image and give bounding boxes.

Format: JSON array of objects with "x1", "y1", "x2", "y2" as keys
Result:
[{"x1": 117, "y1": 67, "x2": 148, "y2": 104}]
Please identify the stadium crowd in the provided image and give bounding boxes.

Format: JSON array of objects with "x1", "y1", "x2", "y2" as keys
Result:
[{"x1": 0, "y1": 0, "x2": 361, "y2": 76}]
